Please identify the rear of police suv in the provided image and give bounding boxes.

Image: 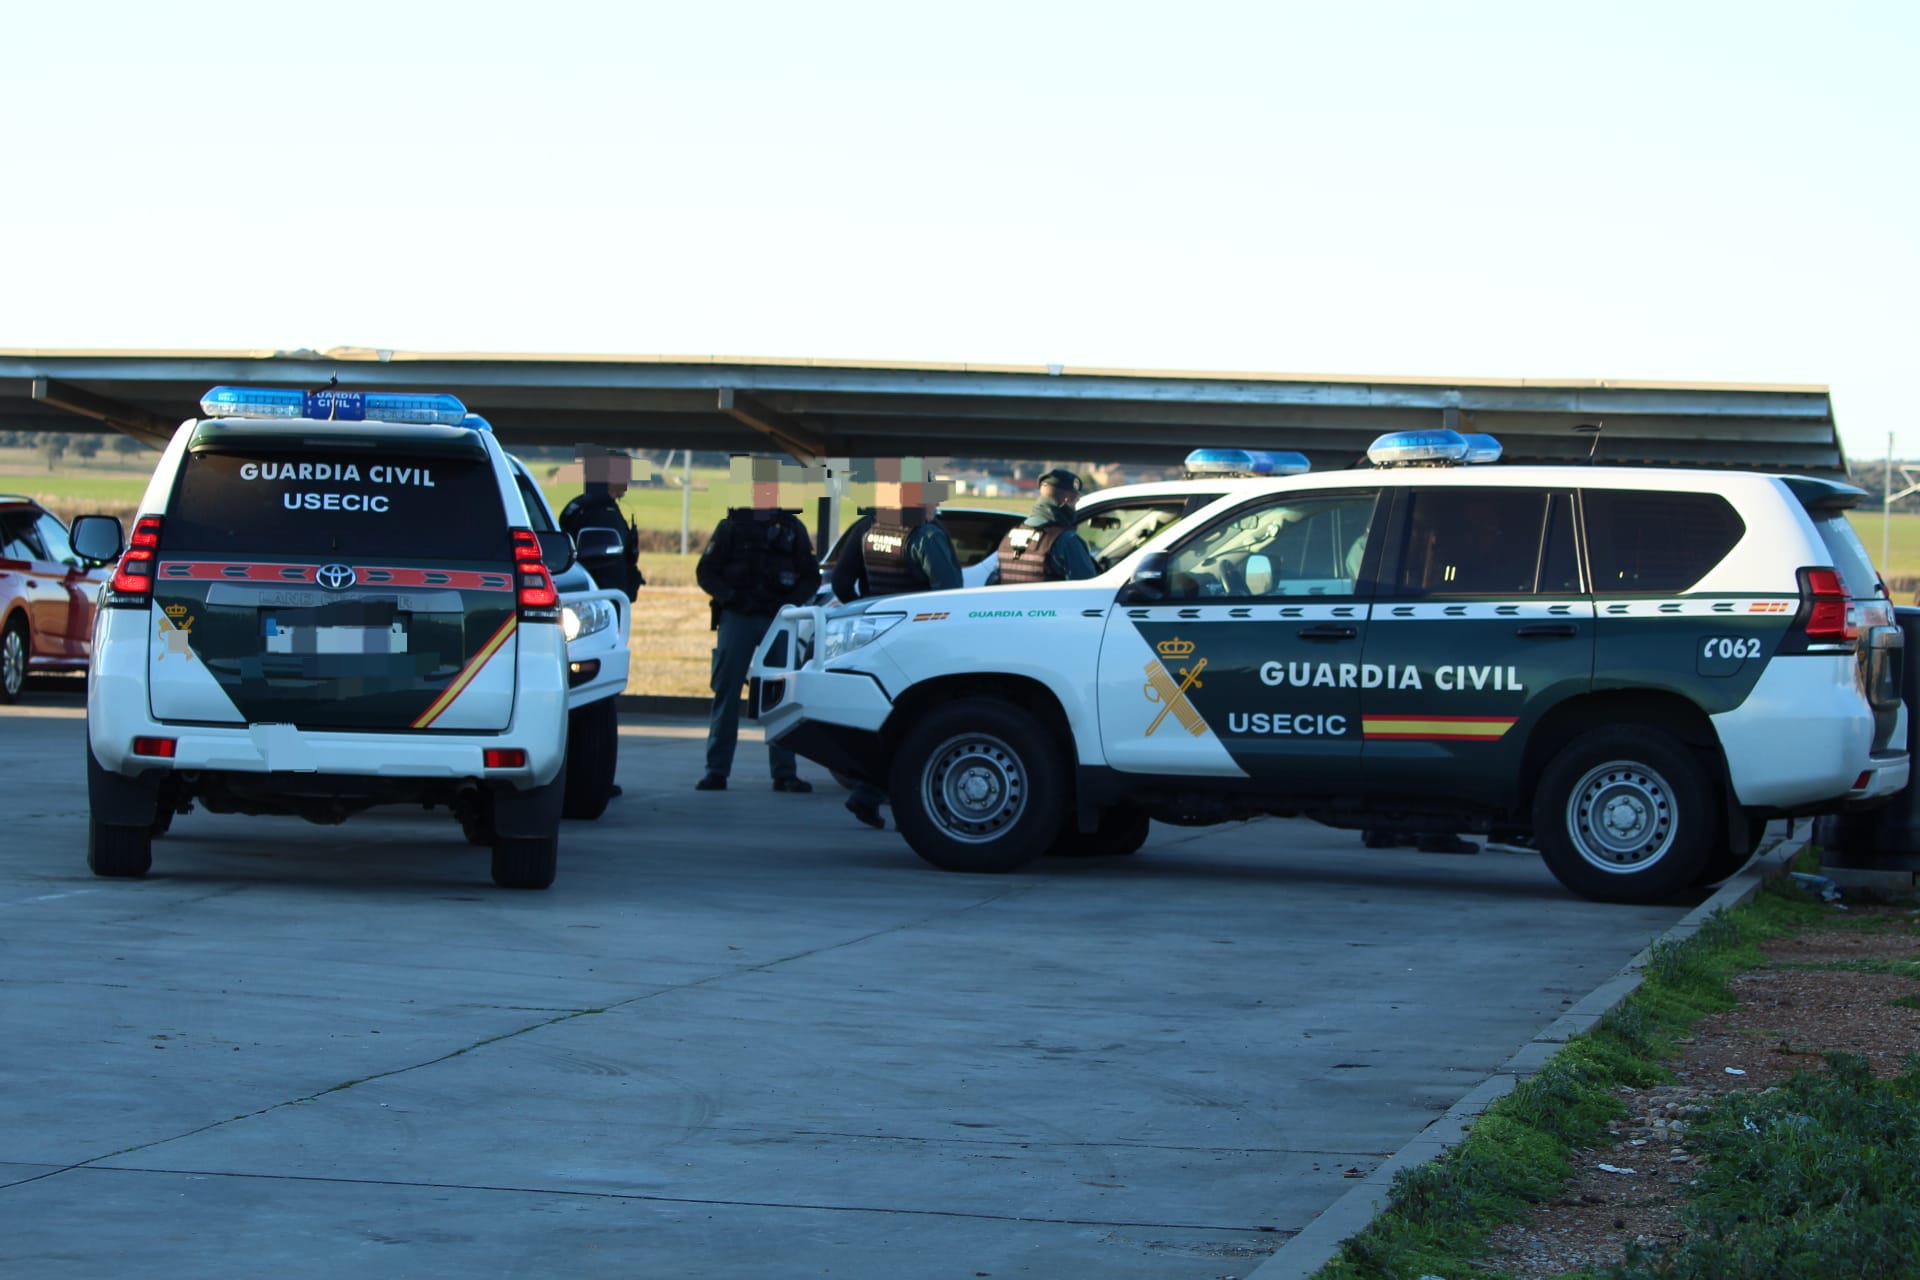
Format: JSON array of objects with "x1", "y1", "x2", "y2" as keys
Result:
[{"x1": 80, "y1": 388, "x2": 570, "y2": 888}]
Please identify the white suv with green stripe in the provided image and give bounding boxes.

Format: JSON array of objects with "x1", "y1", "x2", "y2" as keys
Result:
[
  {"x1": 749, "y1": 430, "x2": 1908, "y2": 903},
  {"x1": 72, "y1": 387, "x2": 573, "y2": 889}
]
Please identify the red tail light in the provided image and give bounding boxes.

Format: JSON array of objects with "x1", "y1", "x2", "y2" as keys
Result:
[
  {"x1": 131, "y1": 736, "x2": 177, "y2": 758},
  {"x1": 483, "y1": 748, "x2": 527, "y2": 769},
  {"x1": 511, "y1": 528, "x2": 559, "y2": 613},
  {"x1": 109, "y1": 515, "x2": 164, "y2": 599},
  {"x1": 1798, "y1": 566, "x2": 1857, "y2": 643}
]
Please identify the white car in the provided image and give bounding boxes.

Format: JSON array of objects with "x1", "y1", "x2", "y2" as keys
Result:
[
  {"x1": 750, "y1": 430, "x2": 1908, "y2": 904},
  {"x1": 74, "y1": 387, "x2": 574, "y2": 889},
  {"x1": 504, "y1": 454, "x2": 631, "y2": 820}
]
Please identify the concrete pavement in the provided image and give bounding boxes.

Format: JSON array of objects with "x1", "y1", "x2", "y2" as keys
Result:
[{"x1": 0, "y1": 691, "x2": 1704, "y2": 1277}]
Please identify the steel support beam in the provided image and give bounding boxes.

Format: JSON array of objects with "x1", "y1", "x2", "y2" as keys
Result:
[
  {"x1": 31, "y1": 377, "x2": 176, "y2": 448},
  {"x1": 717, "y1": 388, "x2": 825, "y2": 462}
]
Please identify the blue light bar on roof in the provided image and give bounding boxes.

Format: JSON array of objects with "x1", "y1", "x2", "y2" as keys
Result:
[
  {"x1": 1183, "y1": 448, "x2": 1311, "y2": 478},
  {"x1": 199, "y1": 386, "x2": 469, "y2": 426},
  {"x1": 1459, "y1": 432, "x2": 1503, "y2": 464},
  {"x1": 1367, "y1": 428, "x2": 1470, "y2": 467},
  {"x1": 462, "y1": 414, "x2": 494, "y2": 432}
]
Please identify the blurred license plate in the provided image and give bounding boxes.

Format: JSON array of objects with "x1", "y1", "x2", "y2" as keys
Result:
[{"x1": 262, "y1": 615, "x2": 409, "y2": 655}]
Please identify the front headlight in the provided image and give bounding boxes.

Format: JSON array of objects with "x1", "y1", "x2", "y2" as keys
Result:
[
  {"x1": 561, "y1": 597, "x2": 619, "y2": 643},
  {"x1": 821, "y1": 611, "x2": 905, "y2": 661}
]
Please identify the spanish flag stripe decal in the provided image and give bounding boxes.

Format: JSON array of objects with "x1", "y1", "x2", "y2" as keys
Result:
[
  {"x1": 1363, "y1": 715, "x2": 1517, "y2": 741},
  {"x1": 412, "y1": 616, "x2": 518, "y2": 729}
]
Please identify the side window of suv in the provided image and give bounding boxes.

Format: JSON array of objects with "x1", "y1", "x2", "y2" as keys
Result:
[
  {"x1": 1166, "y1": 492, "x2": 1377, "y2": 598},
  {"x1": 1387, "y1": 488, "x2": 1574, "y2": 596},
  {"x1": 1583, "y1": 489, "x2": 1744, "y2": 594}
]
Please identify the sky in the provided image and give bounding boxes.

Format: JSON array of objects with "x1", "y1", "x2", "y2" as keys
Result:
[{"x1": 3, "y1": 1, "x2": 1915, "y2": 460}]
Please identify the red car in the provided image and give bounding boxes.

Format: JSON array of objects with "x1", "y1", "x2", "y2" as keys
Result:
[{"x1": 0, "y1": 495, "x2": 112, "y2": 701}]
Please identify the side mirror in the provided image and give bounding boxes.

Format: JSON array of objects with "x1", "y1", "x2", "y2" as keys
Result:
[
  {"x1": 70, "y1": 514, "x2": 125, "y2": 565},
  {"x1": 535, "y1": 530, "x2": 575, "y2": 575},
  {"x1": 1117, "y1": 551, "x2": 1169, "y2": 604},
  {"x1": 572, "y1": 526, "x2": 625, "y2": 562}
]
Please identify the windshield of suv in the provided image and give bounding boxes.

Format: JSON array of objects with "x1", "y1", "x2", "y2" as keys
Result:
[{"x1": 164, "y1": 449, "x2": 511, "y2": 560}]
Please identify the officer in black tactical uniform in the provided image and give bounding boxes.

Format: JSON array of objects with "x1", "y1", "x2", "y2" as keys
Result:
[
  {"x1": 829, "y1": 475, "x2": 963, "y2": 827},
  {"x1": 559, "y1": 451, "x2": 645, "y2": 600},
  {"x1": 695, "y1": 500, "x2": 821, "y2": 792},
  {"x1": 991, "y1": 467, "x2": 1099, "y2": 584}
]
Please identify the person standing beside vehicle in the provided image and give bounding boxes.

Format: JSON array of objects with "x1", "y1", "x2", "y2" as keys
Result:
[
  {"x1": 559, "y1": 449, "x2": 645, "y2": 601},
  {"x1": 695, "y1": 461, "x2": 821, "y2": 793},
  {"x1": 828, "y1": 483, "x2": 964, "y2": 604},
  {"x1": 831, "y1": 465, "x2": 961, "y2": 827},
  {"x1": 991, "y1": 467, "x2": 1098, "y2": 584}
]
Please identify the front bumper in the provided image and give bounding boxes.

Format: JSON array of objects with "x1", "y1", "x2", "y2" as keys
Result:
[{"x1": 748, "y1": 605, "x2": 895, "y2": 761}]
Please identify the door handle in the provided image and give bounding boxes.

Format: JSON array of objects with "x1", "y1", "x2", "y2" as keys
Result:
[
  {"x1": 1297, "y1": 624, "x2": 1358, "y2": 641},
  {"x1": 1516, "y1": 623, "x2": 1579, "y2": 638}
]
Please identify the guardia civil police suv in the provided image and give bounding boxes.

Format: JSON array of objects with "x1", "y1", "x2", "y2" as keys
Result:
[
  {"x1": 748, "y1": 430, "x2": 1909, "y2": 903},
  {"x1": 72, "y1": 387, "x2": 574, "y2": 890}
]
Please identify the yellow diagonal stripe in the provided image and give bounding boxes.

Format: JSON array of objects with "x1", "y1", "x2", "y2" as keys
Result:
[{"x1": 413, "y1": 616, "x2": 518, "y2": 728}]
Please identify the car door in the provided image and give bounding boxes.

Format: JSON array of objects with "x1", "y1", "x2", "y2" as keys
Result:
[
  {"x1": 0, "y1": 512, "x2": 66, "y2": 659},
  {"x1": 33, "y1": 510, "x2": 106, "y2": 659},
  {"x1": 1096, "y1": 487, "x2": 1382, "y2": 791},
  {"x1": 1358, "y1": 486, "x2": 1593, "y2": 810}
]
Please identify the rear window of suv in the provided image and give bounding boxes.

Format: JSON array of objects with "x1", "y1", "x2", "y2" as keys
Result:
[
  {"x1": 1809, "y1": 511, "x2": 1883, "y2": 602},
  {"x1": 164, "y1": 446, "x2": 510, "y2": 561},
  {"x1": 1582, "y1": 489, "x2": 1745, "y2": 594}
]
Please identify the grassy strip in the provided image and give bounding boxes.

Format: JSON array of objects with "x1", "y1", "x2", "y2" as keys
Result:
[
  {"x1": 1312, "y1": 884, "x2": 1855, "y2": 1280},
  {"x1": 1593, "y1": 1052, "x2": 1920, "y2": 1280}
]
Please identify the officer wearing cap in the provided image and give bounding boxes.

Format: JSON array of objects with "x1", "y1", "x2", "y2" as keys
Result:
[{"x1": 991, "y1": 468, "x2": 1099, "y2": 584}]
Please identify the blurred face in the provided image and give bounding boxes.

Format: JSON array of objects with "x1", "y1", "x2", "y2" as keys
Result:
[
  {"x1": 876, "y1": 481, "x2": 931, "y2": 518},
  {"x1": 1042, "y1": 480, "x2": 1077, "y2": 509}
]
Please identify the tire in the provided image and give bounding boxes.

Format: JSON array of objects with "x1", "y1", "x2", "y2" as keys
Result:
[
  {"x1": 491, "y1": 834, "x2": 558, "y2": 890},
  {"x1": 0, "y1": 617, "x2": 27, "y2": 704},
  {"x1": 891, "y1": 698, "x2": 1065, "y2": 873},
  {"x1": 1533, "y1": 727, "x2": 1715, "y2": 903},
  {"x1": 561, "y1": 697, "x2": 619, "y2": 820},
  {"x1": 1051, "y1": 805, "x2": 1150, "y2": 857},
  {"x1": 88, "y1": 816, "x2": 152, "y2": 878}
]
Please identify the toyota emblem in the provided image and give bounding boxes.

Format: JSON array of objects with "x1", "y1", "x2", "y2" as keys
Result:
[{"x1": 316, "y1": 563, "x2": 357, "y2": 591}]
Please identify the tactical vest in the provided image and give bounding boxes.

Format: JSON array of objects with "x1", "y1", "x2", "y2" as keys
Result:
[
  {"x1": 861, "y1": 517, "x2": 927, "y2": 597},
  {"x1": 725, "y1": 508, "x2": 805, "y2": 614},
  {"x1": 995, "y1": 523, "x2": 1065, "y2": 584}
]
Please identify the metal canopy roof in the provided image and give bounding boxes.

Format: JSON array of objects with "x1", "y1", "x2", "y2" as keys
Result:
[{"x1": 0, "y1": 348, "x2": 1849, "y2": 474}]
